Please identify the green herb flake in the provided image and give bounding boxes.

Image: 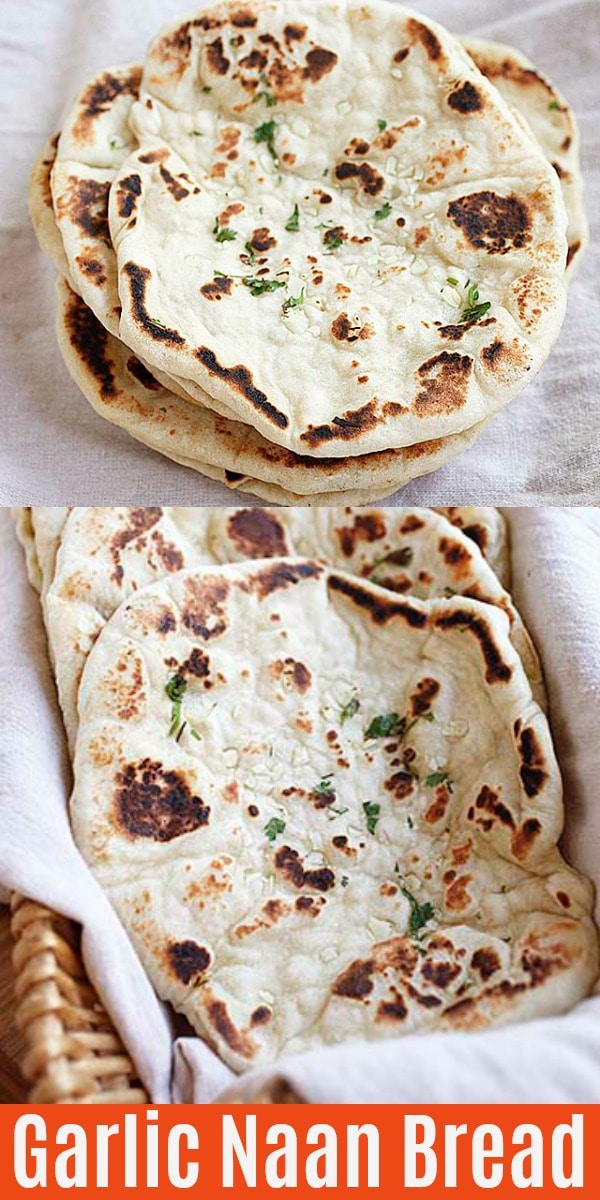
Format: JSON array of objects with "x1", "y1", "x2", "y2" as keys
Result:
[
  {"x1": 398, "y1": 882, "x2": 436, "y2": 938},
  {"x1": 191, "y1": 130, "x2": 204, "y2": 137},
  {"x1": 548, "y1": 99, "x2": 560, "y2": 111},
  {"x1": 363, "y1": 801, "x2": 381, "y2": 835},
  {"x1": 202, "y1": 85, "x2": 212, "y2": 94},
  {"x1": 341, "y1": 875, "x2": 350, "y2": 888},
  {"x1": 243, "y1": 276, "x2": 286, "y2": 297},
  {"x1": 264, "y1": 816, "x2": 286, "y2": 842},
  {"x1": 314, "y1": 774, "x2": 335, "y2": 797},
  {"x1": 377, "y1": 119, "x2": 387, "y2": 132},
  {"x1": 243, "y1": 241, "x2": 256, "y2": 265},
  {"x1": 252, "y1": 74, "x2": 276, "y2": 108},
  {"x1": 148, "y1": 317, "x2": 166, "y2": 329},
  {"x1": 282, "y1": 288, "x2": 305, "y2": 314},
  {"x1": 166, "y1": 672, "x2": 187, "y2": 737},
  {"x1": 340, "y1": 694, "x2": 360, "y2": 724},
  {"x1": 374, "y1": 200, "x2": 392, "y2": 220},
  {"x1": 328, "y1": 805, "x2": 349, "y2": 820},
  {"x1": 424, "y1": 771, "x2": 454, "y2": 792},
  {"x1": 109, "y1": 137, "x2": 121, "y2": 150},
  {"x1": 365, "y1": 712, "x2": 405, "y2": 740},
  {"x1": 371, "y1": 546, "x2": 413, "y2": 578},
  {"x1": 407, "y1": 815, "x2": 414, "y2": 830},
  {"x1": 213, "y1": 217, "x2": 237, "y2": 243},
  {"x1": 460, "y1": 282, "x2": 491, "y2": 324},
  {"x1": 254, "y1": 119, "x2": 279, "y2": 166},
  {"x1": 446, "y1": 276, "x2": 458, "y2": 287},
  {"x1": 159, "y1": 406, "x2": 167, "y2": 414},
  {"x1": 365, "y1": 708, "x2": 435, "y2": 742},
  {"x1": 323, "y1": 231, "x2": 343, "y2": 250},
  {"x1": 285, "y1": 203, "x2": 300, "y2": 233}
]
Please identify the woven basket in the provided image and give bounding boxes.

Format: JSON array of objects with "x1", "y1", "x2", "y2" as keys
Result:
[
  {"x1": 10, "y1": 894, "x2": 148, "y2": 1104},
  {"x1": 10, "y1": 894, "x2": 300, "y2": 1104}
]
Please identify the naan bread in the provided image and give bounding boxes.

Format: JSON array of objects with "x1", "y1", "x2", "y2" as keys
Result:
[
  {"x1": 435, "y1": 506, "x2": 509, "y2": 587},
  {"x1": 71, "y1": 559, "x2": 598, "y2": 1071},
  {"x1": 28, "y1": 136, "x2": 70, "y2": 279},
  {"x1": 11, "y1": 508, "x2": 42, "y2": 592},
  {"x1": 462, "y1": 38, "x2": 588, "y2": 278},
  {"x1": 55, "y1": 278, "x2": 489, "y2": 502},
  {"x1": 41, "y1": 504, "x2": 538, "y2": 753},
  {"x1": 42, "y1": 101, "x2": 491, "y2": 499},
  {"x1": 110, "y1": 0, "x2": 567, "y2": 457}
]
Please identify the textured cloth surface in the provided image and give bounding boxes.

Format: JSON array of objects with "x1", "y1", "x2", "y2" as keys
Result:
[
  {"x1": 0, "y1": 505, "x2": 599, "y2": 1102},
  {"x1": 0, "y1": 0, "x2": 598, "y2": 504}
]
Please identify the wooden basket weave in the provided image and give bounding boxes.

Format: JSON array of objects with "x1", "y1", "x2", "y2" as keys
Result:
[{"x1": 10, "y1": 894, "x2": 148, "y2": 1104}]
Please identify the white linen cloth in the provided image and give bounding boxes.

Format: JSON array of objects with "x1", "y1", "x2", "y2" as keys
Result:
[
  {"x1": 0, "y1": 505, "x2": 599, "y2": 1103},
  {"x1": 0, "y1": 0, "x2": 599, "y2": 505}
]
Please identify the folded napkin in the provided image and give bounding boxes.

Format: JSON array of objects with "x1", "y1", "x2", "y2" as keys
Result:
[{"x1": 1, "y1": 506, "x2": 599, "y2": 1102}]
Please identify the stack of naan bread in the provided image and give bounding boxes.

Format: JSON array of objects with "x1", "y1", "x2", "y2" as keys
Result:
[
  {"x1": 13, "y1": 506, "x2": 598, "y2": 1072},
  {"x1": 29, "y1": 0, "x2": 587, "y2": 505}
]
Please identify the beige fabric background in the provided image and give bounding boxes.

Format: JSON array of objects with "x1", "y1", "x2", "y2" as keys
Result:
[{"x1": 0, "y1": 0, "x2": 598, "y2": 504}]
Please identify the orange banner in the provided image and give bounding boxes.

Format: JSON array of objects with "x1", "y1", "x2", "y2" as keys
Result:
[{"x1": 1, "y1": 1104, "x2": 598, "y2": 1197}]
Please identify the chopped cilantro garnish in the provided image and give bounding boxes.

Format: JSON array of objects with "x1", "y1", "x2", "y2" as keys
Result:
[
  {"x1": 407, "y1": 815, "x2": 414, "y2": 830},
  {"x1": 374, "y1": 200, "x2": 392, "y2": 220},
  {"x1": 340, "y1": 694, "x2": 360, "y2": 724},
  {"x1": 202, "y1": 85, "x2": 212, "y2": 94},
  {"x1": 377, "y1": 119, "x2": 387, "y2": 132},
  {"x1": 425, "y1": 771, "x2": 454, "y2": 792},
  {"x1": 213, "y1": 217, "x2": 237, "y2": 243},
  {"x1": 323, "y1": 229, "x2": 343, "y2": 250},
  {"x1": 548, "y1": 99, "x2": 560, "y2": 110},
  {"x1": 365, "y1": 712, "x2": 405, "y2": 739},
  {"x1": 365, "y1": 709, "x2": 435, "y2": 741},
  {"x1": 398, "y1": 878, "x2": 436, "y2": 938},
  {"x1": 370, "y1": 546, "x2": 413, "y2": 578},
  {"x1": 264, "y1": 816, "x2": 286, "y2": 842},
  {"x1": 253, "y1": 74, "x2": 276, "y2": 107},
  {"x1": 244, "y1": 241, "x2": 256, "y2": 265},
  {"x1": 282, "y1": 288, "x2": 305, "y2": 314},
  {"x1": 341, "y1": 875, "x2": 349, "y2": 888},
  {"x1": 328, "y1": 805, "x2": 349, "y2": 820},
  {"x1": 254, "y1": 119, "x2": 279, "y2": 166},
  {"x1": 166, "y1": 673, "x2": 187, "y2": 737},
  {"x1": 314, "y1": 774, "x2": 335, "y2": 797},
  {"x1": 148, "y1": 317, "x2": 166, "y2": 329},
  {"x1": 285, "y1": 203, "x2": 300, "y2": 233},
  {"x1": 460, "y1": 283, "x2": 491, "y2": 324},
  {"x1": 243, "y1": 276, "x2": 286, "y2": 297},
  {"x1": 191, "y1": 130, "x2": 204, "y2": 137},
  {"x1": 446, "y1": 276, "x2": 458, "y2": 287},
  {"x1": 363, "y1": 801, "x2": 381, "y2": 835},
  {"x1": 109, "y1": 137, "x2": 120, "y2": 150}
]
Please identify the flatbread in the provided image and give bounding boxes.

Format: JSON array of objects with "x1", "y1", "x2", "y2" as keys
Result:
[
  {"x1": 11, "y1": 508, "x2": 42, "y2": 592},
  {"x1": 39, "y1": 109, "x2": 493, "y2": 499},
  {"x1": 435, "y1": 506, "x2": 510, "y2": 587},
  {"x1": 41, "y1": 504, "x2": 538, "y2": 754},
  {"x1": 55, "y1": 277, "x2": 489, "y2": 500},
  {"x1": 109, "y1": 0, "x2": 567, "y2": 457},
  {"x1": 462, "y1": 37, "x2": 588, "y2": 279},
  {"x1": 71, "y1": 559, "x2": 597, "y2": 1071},
  {"x1": 26, "y1": 503, "x2": 507, "y2": 596}
]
